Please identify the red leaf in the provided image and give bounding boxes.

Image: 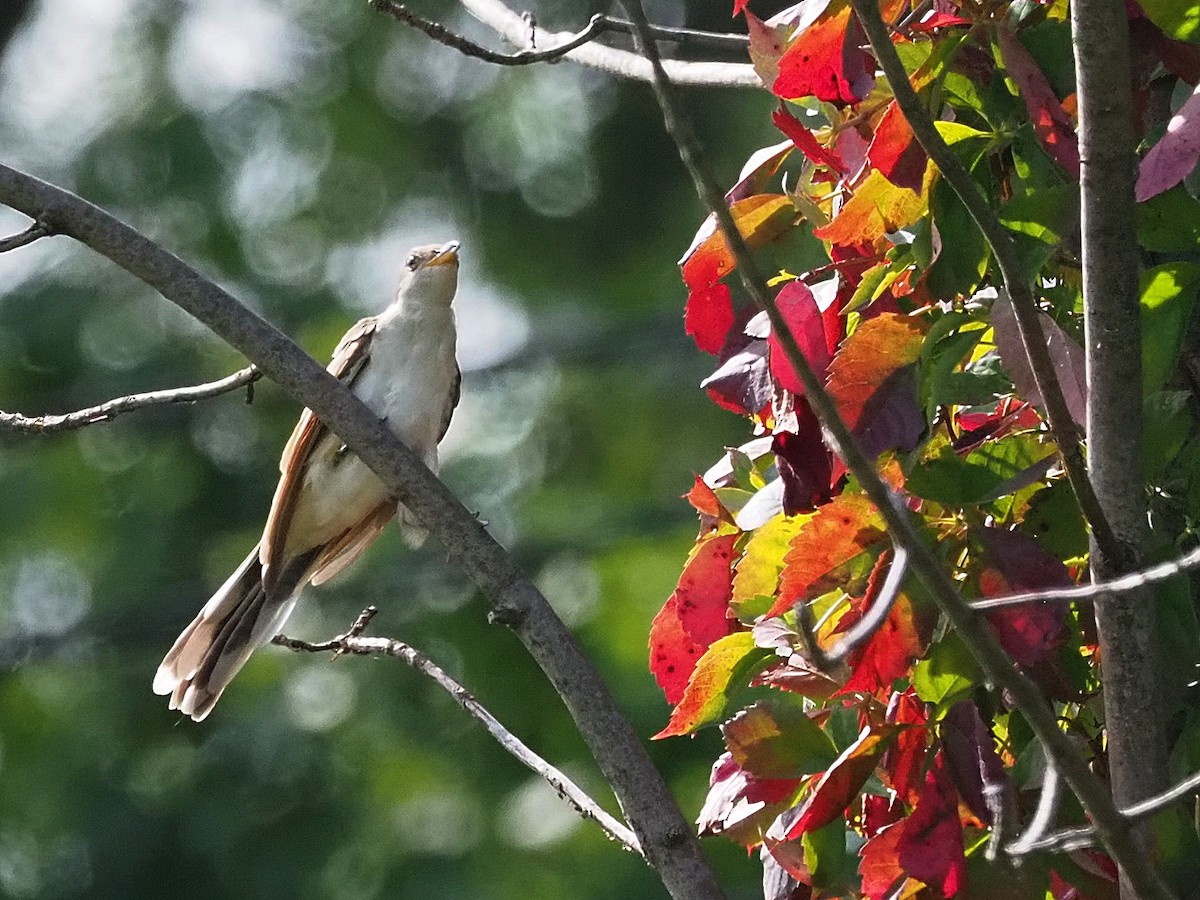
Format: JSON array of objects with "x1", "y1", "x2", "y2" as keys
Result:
[
  {"x1": 655, "y1": 631, "x2": 769, "y2": 738},
  {"x1": 773, "y1": 401, "x2": 834, "y2": 514},
  {"x1": 772, "y1": 492, "x2": 887, "y2": 617},
  {"x1": 698, "y1": 752, "x2": 800, "y2": 845},
  {"x1": 880, "y1": 689, "x2": 928, "y2": 806},
  {"x1": 997, "y1": 25, "x2": 1080, "y2": 178},
  {"x1": 686, "y1": 283, "x2": 736, "y2": 354},
  {"x1": 768, "y1": 280, "x2": 834, "y2": 394},
  {"x1": 908, "y1": 11, "x2": 972, "y2": 32},
  {"x1": 867, "y1": 100, "x2": 928, "y2": 193},
  {"x1": 773, "y1": 1, "x2": 875, "y2": 105},
  {"x1": 770, "y1": 725, "x2": 896, "y2": 838},
  {"x1": 681, "y1": 193, "x2": 797, "y2": 290},
  {"x1": 897, "y1": 750, "x2": 968, "y2": 897},
  {"x1": 1137, "y1": 81, "x2": 1200, "y2": 201},
  {"x1": 649, "y1": 533, "x2": 739, "y2": 704},
  {"x1": 837, "y1": 592, "x2": 925, "y2": 698},
  {"x1": 772, "y1": 104, "x2": 846, "y2": 172},
  {"x1": 976, "y1": 526, "x2": 1071, "y2": 667},
  {"x1": 859, "y1": 823, "x2": 908, "y2": 900}
]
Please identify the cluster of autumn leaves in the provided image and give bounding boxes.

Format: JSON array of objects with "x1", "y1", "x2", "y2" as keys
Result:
[{"x1": 650, "y1": 1, "x2": 1200, "y2": 897}]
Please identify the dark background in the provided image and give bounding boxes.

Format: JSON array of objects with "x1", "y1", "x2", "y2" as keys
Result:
[{"x1": 0, "y1": 1, "x2": 781, "y2": 896}]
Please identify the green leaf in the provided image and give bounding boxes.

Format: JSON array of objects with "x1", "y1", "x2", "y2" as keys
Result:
[
  {"x1": 723, "y1": 696, "x2": 838, "y2": 778},
  {"x1": 999, "y1": 184, "x2": 1077, "y2": 245},
  {"x1": 653, "y1": 632, "x2": 773, "y2": 738},
  {"x1": 919, "y1": 312, "x2": 989, "y2": 419},
  {"x1": 804, "y1": 819, "x2": 851, "y2": 894},
  {"x1": 1141, "y1": 262, "x2": 1200, "y2": 394},
  {"x1": 732, "y1": 512, "x2": 809, "y2": 621},
  {"x1": 913, "y1": 632, "x2": 980, "y2": 710},
  {"x1": 927, "y1": 175, "x2": 990, "y2": 298},
  {"x1": 1019, "y1": 479, "x2": 1088, "y2": 560},
  {"x1": 905, "y1": 433, "x2": 1054, "y2": 508},
  {"x1": 1138, "y1": 187, "x2": 1200, "y2": 252},
  {"x1": 1144, "y1": 391, "x2": 1193, "y2": 481},
  {"x1": 1139, "y1": 0, "x2": 1200, "y2": 42}
]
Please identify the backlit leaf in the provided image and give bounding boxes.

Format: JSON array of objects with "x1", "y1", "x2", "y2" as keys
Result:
[
  {"x1": 723, "y1": 697, "x2": 838, "y2": 778},
  {"x1": 698, "y1": 752, "x2": 800, "y2": 846},
  {"x1": 1138, "y1": 0, "x2": 1200, "y2": 44},
  {"x1": 732, "y1": 512, "x2": 808, "y2": 613},
  {"x1": 649, "y1": 533, "x2": 739, "y2": 705},
  {"x1": 1141, "y1": 262, "x2": 1200, "y2": 395},
  {"x1": 685, "y1": 282, "x2": 736, "y2": 354},
  {"x1": 772, "y1": 492, "x2": 887, "y2": 617},
  {"x1": 913, "y1": 632, "x2": 980, "y2": 707},
  {"x1": 681, "y1": 194, "x2": 798, "y2": 290},
  {"x1": 837, "y1": 590, "x2": 925, "y2": 697},
  {"x1": 773, "y1": 104, "x2": 846, "y2": 172},
  {"x1": 773, "y1": 1, "x2": 874, "y2": 105},
  {"x1": 813, "y1": 170, "x2": 925, "y2": 249},
  {"x1": 654, "y1": 631, "x2": 773, "y2": 738},
  {"x1": 768, "y1": 279, "x2": 833, "y2": 394},
  {"x1": 867, "y1": 101, "x2": 928, "y2": 193}
]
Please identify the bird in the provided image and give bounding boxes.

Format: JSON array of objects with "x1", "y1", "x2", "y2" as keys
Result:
[{"x1": 153, "y1": 240, "x2": 462, "y2": 721}]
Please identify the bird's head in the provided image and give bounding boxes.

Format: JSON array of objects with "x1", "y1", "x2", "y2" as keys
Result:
[{"x1": 398, "y1": 240, "x2": 460, "y2": 307}]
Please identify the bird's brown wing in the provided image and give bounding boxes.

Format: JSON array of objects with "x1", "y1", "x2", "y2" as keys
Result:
[
  {"x1": 260, "y1": 316, "x2": 377, "y2": 590},
  {"x1": 437, "y1": 364, "x2": 461, "y2": 443}
]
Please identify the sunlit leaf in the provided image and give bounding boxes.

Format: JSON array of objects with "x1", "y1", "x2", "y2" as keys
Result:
[
  {"x1": 913, "y1": 632, "x2": 980, "y2": 708},
  {"x1": 768, "y1": 280, "x2": 833, "y2": 394},
  {"x1": 813, "y1": 170, "x2": 925, "y2": 249},
  {"x1": 685, "y1": 282, "x2": 736, "y2": 354},
  {"x1": 654, "y1": 631, "x2": 773, "y2": 738},
  {"x1": 772, "y1": 104, "x2": 846, "y2": 172},
  {"x1": 867, "y1": 101, "x2": 928, "y2": 193},
  {"x1": 837, "y1": 590, "x2": 925, "y2": 697},
  {"x1": 772, "y1": 492, "x2": 887, "y2": 617},
  {"x1": 681, "y1": 194, "x2": 798, "y2": 290},
  {"x1": 723, "y1": 697, "x2": 838, "y2": 778},
  {"x1": 698, "y1": 752, "x2": 801, "y2": 846},
  {"x1": 773, "y1": 1, "x2": 874, "y2": 105},
  {"x1": 649, "y1": 533, "x2": 739, "y2": 705},
  {"x1": 859, "y1": 823, "x2": 915, "y2": 900},
  {"x1": 1141, "y1": 262, "x2": 1200, "y2": 394},
  {"x1": 1138, "y1": 0, "x2": 1200, "y2": 43},
  {"x1": 733, "y1": 513, "x2": 808, "y2": 614},
  {"x1": 769, "y1": 724, "x2": 897, "y2": 838}
]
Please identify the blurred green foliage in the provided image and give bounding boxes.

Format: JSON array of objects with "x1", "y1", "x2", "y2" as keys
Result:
[{"x1": 0, "y1": 0, "x2": 778, "y2": 897}]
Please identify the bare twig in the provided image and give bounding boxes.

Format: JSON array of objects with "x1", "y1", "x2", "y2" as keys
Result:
[
  {"x1": 372, "y1": 1, "x2": 748, "y2": 66},
  {"x1": 274, "y1": 607, "x2": 643, "y2": 856},
  {"x1": 0, "y1": 366, "x2": 260, "y2": 434},
  {"x1": 454, "y1": 0, "x2": 759, "y2": 88},
  {"x1": 847, "y1": 0, "x2": 1120, "y2": 564},
  {"x1": 0, "y1": 162, "x2": 723, "y2": 900},
  {"x1": 1008, "y1": 762, "x2": 1061, "y2": 855},
  {"x1": 1009, "y1": 767, "x2": 1200, "y2": 855},
  {"x1": 0, "y1": 219, "x2": 51, "y2": 252},
  {"x1": 970, "y1": 544, "x2": 1200, "y2": 611},
  {"x1": 825, "y1": 543, "x2": 908, "y2": 662},
  {"x1": 616, "y1": 0, "x2": 1168, "y2": 892}
]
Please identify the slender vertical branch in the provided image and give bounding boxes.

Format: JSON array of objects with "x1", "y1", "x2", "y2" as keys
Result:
[
  {"x1": 847, "y1": 0, "x2": 1120, "y2": 562},
  {"x1": 1070, "y1": 0, "x2": 1168, "y2": 883},
  {"x1": 616, "y1": 1, "x2": 1173, "y2": 895}
]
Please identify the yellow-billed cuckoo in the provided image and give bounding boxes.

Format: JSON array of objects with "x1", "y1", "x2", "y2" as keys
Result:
[{"x1": 153, "y1": 240, "x2": 462, "y2": 721}]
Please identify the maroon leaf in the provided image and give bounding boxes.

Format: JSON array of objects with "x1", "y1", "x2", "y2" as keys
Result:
[
  {"x1": 649, "y1": 533, "x2": 739, "y2": 704},
  {"x1": 702, "y1": 332, "x2": 773, "y2": 416},
  {"x1": 991, "y1": 288, "x2": 1087, "y2": 428},
  {"x1": 942, "y1": 700, "x2": 1011, "y2": 826},
  {"x1": 867, "y1": 100, "x2": 928, "y2": 192},
  {"x1": 997, "y1": 25, "x2": 1080, "y2": 178},
  {"x1": 976, "y1": 526, "x2": 1071, "y2": 667},
  {"x1": 773, "y1": 400, "x2": 833, "y2": 514},
  {"x1": 1137, "y1": 81, "x2": 1200, "y2": 201},
  {"x1": 897, "y1": 750, "x2": 968, "y2": 897},
  {"x1": 768, "y1": 280, "x2": 834, "y2": 394}
]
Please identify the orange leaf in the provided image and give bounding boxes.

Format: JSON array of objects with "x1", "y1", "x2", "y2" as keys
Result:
[
  {"x1": 681, "y1": 194, "x2": 797, "y2": 290},
  {"x1": 826, "y1": 312, "x2": 929, "y2": 433},
  {"x1": 771, "y1": 492, "x2": 887, "y2": 618},
  {"x1": 773, "y1": 1, "x2": 874, "y2": 105},
  {"x1": 813, "y1": 170, "x2": 925, "y2": 249},
  {"x1": 654, "y1": 632, "x2": 771, "y2": 738}
]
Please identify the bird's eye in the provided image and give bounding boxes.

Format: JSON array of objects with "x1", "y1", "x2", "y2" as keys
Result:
[{"x1": 405, "y1": 253, "x2": 421, "y2": 270}]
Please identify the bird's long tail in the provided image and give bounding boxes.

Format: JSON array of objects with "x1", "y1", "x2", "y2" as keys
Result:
[{"x1": 153, "y1": 544, "x2": 314, "y2": 721}]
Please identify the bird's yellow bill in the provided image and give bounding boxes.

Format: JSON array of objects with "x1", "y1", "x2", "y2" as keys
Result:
[{"x1": 426, "y1": 241, "x2": 460, "y2": 268}]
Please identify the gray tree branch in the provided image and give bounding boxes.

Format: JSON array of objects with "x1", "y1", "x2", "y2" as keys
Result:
[
  {"x1": 0, "y1": 366, "x2": 261, "y2": 434},
  {"x1": 615, "y1": 1, "x2": 1172, "y2": 894},
  {"x1": 0, "y1": 162, "x2": 724, "y2": 900},
  {"x1": 274, "y1": 606, "x2": 642, "y2": 856},
  {"x1": 452, "y1": 0, "x2": 759, "y2": 87}
]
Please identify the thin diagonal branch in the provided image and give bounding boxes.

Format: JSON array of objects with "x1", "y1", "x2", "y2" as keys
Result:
[
  {"x1": 373, "y1": 1, "x2": 748, "y2": 67},
  {"x1": 274, "y1": 606, "x2": 643, "y2": 856},
  {"x1": 0, "y1": 162, "x2": 725, "y2": 900},
  {"x1": 825, "y1": 543, "x2": 908, "y2": 662},
  {"x1": 0, "y1": 219, "x2": 51, "y2": 252},
  {"x1": 615, "y1": 1, "x2": 1171, "y2": 895},
  {"x1": 847, "y1": 0, "x2": 1120, "y2": 565},
  {"x1": 454, "y1": 0, "x2": 759, "y2": 88},
  {"x1": 0, "y1": 366, "x2": 261, "y2": 434},
  {"x1": 970, "y1": 544, "x2": 1200, "y2": 611}
]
